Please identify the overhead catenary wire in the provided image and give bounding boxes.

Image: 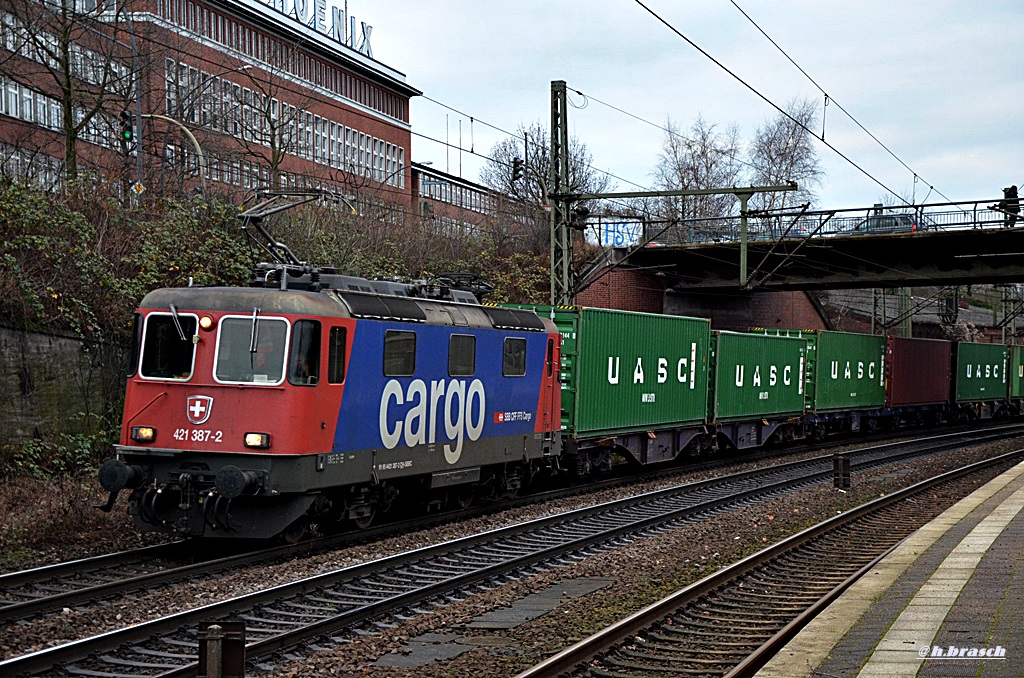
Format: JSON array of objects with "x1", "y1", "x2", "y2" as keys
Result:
[
  {"x1": 567, "y1": 87, "x2": 759, "y2": 174},
  {"x1": 420, "y1": 95, "x2": 652, "y2": 194},
  {"x1": 726, "y1": 0, "x2": 953, "y2": 205},
  {"x1": 632, "y1": 0, "x2": 908, "y2": 205},
  {"x1": 54, "y1": 11, "x2": 933, "y2": 232}
]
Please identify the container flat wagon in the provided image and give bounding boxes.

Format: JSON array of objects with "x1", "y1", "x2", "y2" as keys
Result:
[
  {"x1": 759, "y1": 329, "x2": 886, "y2": 437},
  {"x1": 953, "y1": 341, "x2": 1009, "y2": 419},
  {"x1": 507, "y1": 305, "x2": 711, "y2": 468},
  {"x1": 710, "y1": 331, "x2": 806, "y2": 449}
]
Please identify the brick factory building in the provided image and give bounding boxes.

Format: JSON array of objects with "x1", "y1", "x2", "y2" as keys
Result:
[{"x1": 0, "y1": 0, "x2": 425, "y2": 212}]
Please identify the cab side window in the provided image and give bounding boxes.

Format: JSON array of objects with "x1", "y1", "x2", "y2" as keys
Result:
[
  {"x1": 327, "y1": 327, "x2": 347, "y2": 384},
  {"x1": 288, "y1": 320, "x2": 321, "y2": 385},
  {"x1": 503, "y1": 337, "x2": 527, "y2": 377},
  {"x1": 449, "y1": 334, "x2": 476, "y2": 377}
]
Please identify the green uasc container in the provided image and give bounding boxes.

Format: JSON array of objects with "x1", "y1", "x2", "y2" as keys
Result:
[
  {"x1": 504, "y1": 305, "x2": 711, "y2": 438},
  {"x1": 1010, "y1": 345, "x2": 1024, "y2": 399},
  {"x1": 712, "y1": 331, "x2": 806, "y2": 421},
  {"x1": 1007, "y1": 348, "x2": 1024, "y2": 401},
  {"x1": 759, "y1": 329, "x2": 886, "y2": 411},
  {"x1": 954, "y1": 342, "x2": 1009, "y2": 402}
]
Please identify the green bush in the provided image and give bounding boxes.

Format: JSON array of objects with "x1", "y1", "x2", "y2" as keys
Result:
[{"x1": 11, "y1": 433, "x2": 100, "y2": 480}]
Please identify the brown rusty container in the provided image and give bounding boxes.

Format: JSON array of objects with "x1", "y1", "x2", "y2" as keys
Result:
[{"x1": 886, "y1": 336, "x2": 952, "y2": 407}]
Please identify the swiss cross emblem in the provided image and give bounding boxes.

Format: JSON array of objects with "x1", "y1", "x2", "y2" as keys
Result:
[{"x1": 186, "y1": 396, "x2": 213, "y2": 425}]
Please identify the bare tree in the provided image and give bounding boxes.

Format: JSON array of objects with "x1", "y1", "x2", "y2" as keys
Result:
[
  {"x1": 480, "y1": 120, "x2": 613, "y2": 253},
  {"x1": 0, "y1": 0, "x2": 136, "y2": 182},
  {"x1": 652, "y1": 115, "x2": 742, "y2": 242},
  {"x1": 748, "y1": 98, "x2": 823, "y2": 213},
  {"x1": 227, "y1": 45, "x2": 319, "y2": 191}
]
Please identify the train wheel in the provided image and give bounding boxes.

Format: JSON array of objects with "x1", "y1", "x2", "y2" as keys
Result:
[
  {"x1": 351, "y1": 506, "x2": 376, "y2": 530},
  {"x1": 453, "y1": 487, "x2": 474, "y2": 510},
  {"x1": 279, "y1": 518, "x2": 309, "y2": 544}
]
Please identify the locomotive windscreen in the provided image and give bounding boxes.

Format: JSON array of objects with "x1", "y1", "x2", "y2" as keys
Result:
[{"x1": 215, "y1": 317, "x2": 288, "y2": 384}]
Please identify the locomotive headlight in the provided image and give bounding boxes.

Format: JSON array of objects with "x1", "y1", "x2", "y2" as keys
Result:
[
  {"x1": 130, "y1": 426, "x2": 156, "y2": 443},
  {"x1": 244, "y1": 432, "x2": 271, "y2": 448},
  {"x1": 199, "y1": 315, "x2": 215, "y2": 331}
]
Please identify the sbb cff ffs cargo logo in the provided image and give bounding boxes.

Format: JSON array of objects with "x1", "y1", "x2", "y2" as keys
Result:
[{"x1": 495, "y1": 411, "x2": 533, "y2": 423}]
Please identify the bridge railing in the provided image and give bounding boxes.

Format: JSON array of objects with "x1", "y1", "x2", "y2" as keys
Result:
[{"x1": 649, "y1": 198, "x2": 1012, "y2": 245}]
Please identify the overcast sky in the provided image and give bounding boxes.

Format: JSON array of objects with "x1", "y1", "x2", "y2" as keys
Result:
[{"x1": 361, "y1": 0, "x2": 1022, "y2": 211}]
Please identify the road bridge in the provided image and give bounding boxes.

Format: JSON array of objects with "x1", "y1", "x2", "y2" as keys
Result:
[{"x1": 602, "y1": 199, "x2": 1024, "y2": 292}]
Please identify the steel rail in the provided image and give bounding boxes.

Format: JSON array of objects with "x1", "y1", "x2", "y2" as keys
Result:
[
  {"x1": 2, "y1": 422, "x2": 1015, "y2": 624},
  {"x1": 1, "y1": 456, "x2": 828, "y2": 675},
  {"x1": 515, "y1": 448, "x2": 1024, "y2": 678},
  {"x1": 1, "y1": 425, "x2": 1020, "y2": 675},
  {"x1": 0, "y1": 542, "x2": 184, "y2": 590}
]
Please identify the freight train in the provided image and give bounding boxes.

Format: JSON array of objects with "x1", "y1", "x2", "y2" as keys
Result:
[{"x1": 98, "y1": 266, "x2": 1024, "y2": 540}]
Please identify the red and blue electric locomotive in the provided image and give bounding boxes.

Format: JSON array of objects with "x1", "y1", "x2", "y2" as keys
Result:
[{"x1": 98, "y1": 266, "x2": 562, "y2": 540}]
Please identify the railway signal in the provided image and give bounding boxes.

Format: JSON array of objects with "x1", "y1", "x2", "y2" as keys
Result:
[
  {"x1": 511, "y1": 157, "x2": 524, "y2": 182},
  {"x1": 119, "y1": 110, "x2": 135, "y2": 152}
]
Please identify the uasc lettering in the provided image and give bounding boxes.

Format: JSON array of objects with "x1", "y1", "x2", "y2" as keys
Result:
[
  {"x1": 966, "y1": 363, "x2": 1002, "y2": 380},
  {"x1": 607, "y1": 342, "x2": 697, "y2": 390},
  {"x1": 734, "y1": 364, "x2": 793, "y2": 388},
  {"x1": 830, "y1": 360, "x2": 877, "y2": 381}
]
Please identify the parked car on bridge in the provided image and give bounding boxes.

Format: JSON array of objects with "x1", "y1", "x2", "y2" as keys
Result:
[{"x1": 851, "y1": 213, "x2": 933, "y2": 234}]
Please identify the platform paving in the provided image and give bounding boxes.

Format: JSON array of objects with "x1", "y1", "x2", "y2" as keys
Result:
[{"x1": 756, "y1": 460, "x2": 1024, "y2": 678}]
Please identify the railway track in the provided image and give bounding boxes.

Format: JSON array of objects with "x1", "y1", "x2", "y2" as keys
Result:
[
  {"x1": 2, "y1": 423, "x2": 1016, "y2": 628},
  {"x1": 516, "y1": 451, "x2": 1020, "y2": 678},
  {"x1": 2, "y1": 426, "x2": 1020, "y2": 677},
  {"x1": 0, "y1": 424, "x2": 984, "y2": 626}
]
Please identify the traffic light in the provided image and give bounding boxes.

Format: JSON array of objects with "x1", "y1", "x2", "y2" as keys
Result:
[
  {"x1": 119, "y1": 110, "x2": 135, "y2": 149},
  {"x1": 511, "y1": 157, "x2": 524, "y2": 182}
]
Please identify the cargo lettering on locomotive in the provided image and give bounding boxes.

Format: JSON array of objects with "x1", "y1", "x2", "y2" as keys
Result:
[
  {"x1": 606, "y1": 342, "x2": 698, "y2": 390},
  {"x1": 379, "y1": 377, "x2": 487, "y2": 464}
]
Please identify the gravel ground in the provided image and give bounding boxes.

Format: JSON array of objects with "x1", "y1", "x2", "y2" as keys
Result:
[
  {"x1": 2, "y1": 438, "x2": 1018, "y2": 667},
  {"x1": 268, "y1": 441, "x2": 1021, "y2": 677}
]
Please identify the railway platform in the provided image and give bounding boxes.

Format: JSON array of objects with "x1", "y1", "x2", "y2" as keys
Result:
[{"x1": 756, "y1": 459, "x2": 1024, "y2": 677}]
